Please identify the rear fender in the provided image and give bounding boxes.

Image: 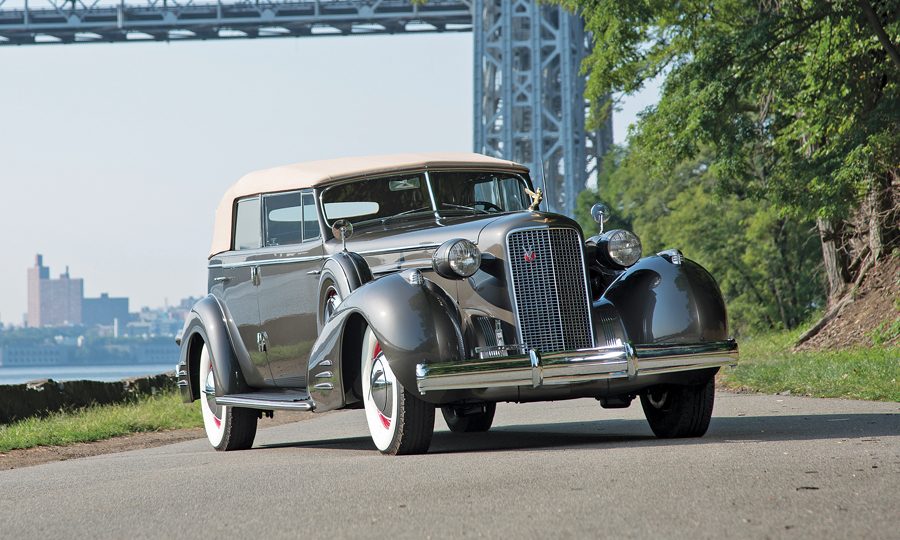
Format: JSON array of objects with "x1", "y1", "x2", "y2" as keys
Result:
[
  {"x1": 177, "y1": 295, "x2": 250, "y2": 400},
  {"x1": 308, "y1": 272, "x2": 465, "y2": 410}
]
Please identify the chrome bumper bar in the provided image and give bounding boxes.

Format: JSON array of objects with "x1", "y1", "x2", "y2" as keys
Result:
[{"x1": 415, "y1": 340, "x2": 738, "y2": 394}]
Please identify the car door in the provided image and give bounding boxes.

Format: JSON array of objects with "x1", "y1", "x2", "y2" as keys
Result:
[
  {"x1": 211, "y1": 195, "x2": 276, "y2": 388},
  {"x1": 257, "y1": 190, "x2": 325, "y2": 388}
]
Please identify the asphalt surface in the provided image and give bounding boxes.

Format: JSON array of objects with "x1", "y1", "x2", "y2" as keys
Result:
[{"x1": 1, "y1": 392, "x2": 898, "y2": 539}]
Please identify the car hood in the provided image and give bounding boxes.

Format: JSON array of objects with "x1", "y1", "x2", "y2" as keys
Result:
[{"x1": 338, "y1": 211, "x2": 584, "y2": 258}]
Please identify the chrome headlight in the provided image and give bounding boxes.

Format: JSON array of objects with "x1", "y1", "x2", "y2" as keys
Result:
[
  {"x1": 433, "y1": 239, "x2": 481, "y2": 279},
  {"x1": 597, "y1": 229, "x2": 642, "y2": 268}
]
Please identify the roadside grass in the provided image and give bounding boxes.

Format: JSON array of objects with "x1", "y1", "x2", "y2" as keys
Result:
[
  {"x1": 0, "y1": 391, "x2": 202, "y2": 453},
  {"x1": 719, "y1": 329, "x2": 900, "y2": 402}
]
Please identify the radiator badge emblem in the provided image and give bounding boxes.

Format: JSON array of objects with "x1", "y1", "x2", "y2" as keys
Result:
[{"x1": 522, "y1": 247, "x2": 537, "y2": 263}]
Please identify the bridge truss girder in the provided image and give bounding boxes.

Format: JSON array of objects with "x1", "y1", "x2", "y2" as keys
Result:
[{"x1": 473, "y1": 0, "x2": 611, "y2": 215}]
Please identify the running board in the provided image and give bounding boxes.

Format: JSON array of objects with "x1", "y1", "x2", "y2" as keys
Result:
[{"x1": 216, "y1": 391, "x2": 315, "y2": 411}]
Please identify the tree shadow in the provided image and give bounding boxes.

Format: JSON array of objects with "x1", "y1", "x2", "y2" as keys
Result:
[{"x1": 258, "y1": 412, "x2": 899, "y2": 454}]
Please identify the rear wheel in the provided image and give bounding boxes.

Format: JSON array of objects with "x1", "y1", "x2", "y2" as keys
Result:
[
  {"x1": 640, "y1": 376, "x2": 715, "y2": 438},
  {"x1": 441, "y1": 403, "x2": 496, "y2": 433},
  {"x1": 199, "y1": 344, "x2": 257, "y2": 451},
  {"x1": 361, "y1": 327, "x2": 434, "y2": 455}
]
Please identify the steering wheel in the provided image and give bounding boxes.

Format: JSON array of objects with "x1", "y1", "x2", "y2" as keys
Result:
[{"x1": 473, "y1": 201, "x2": 503, "y2": 213}]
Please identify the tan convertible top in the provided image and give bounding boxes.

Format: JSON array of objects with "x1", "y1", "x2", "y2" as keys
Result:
[{"x1": 209, "y1": 152, "x2": 529, "y2": 258}]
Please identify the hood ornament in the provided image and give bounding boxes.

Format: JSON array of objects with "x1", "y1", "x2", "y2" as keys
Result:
[{"x1": 524, "y1": 187, "x2": 543, "y2": 211}]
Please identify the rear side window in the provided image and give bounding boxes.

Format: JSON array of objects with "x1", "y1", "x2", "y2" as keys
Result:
[
  {"x1": 302, "y1": 193, "x2": 320, "y2": 241},
  {"x1": 264, "y1": 192, "x2": 303, "y2": 247},
  {"x1": 233, "y1": 197, "x2": 261, "y2": 250}
]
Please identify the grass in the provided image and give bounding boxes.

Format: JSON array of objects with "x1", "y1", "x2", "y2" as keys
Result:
[
  {"x1": 719, "y1": 328, "x2": 900, "y2": 402},
  {"x1": 0, "y1": 391, "x2": 203, "y2": 453}
]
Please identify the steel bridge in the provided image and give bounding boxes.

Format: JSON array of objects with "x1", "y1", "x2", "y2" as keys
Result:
[{"x1": 0, "y1": 0, "x2": 611, "y2": 215}]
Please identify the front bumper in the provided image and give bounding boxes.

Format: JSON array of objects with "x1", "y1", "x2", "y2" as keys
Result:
[{"x1": 415, "y1": 340, "x2": 737, "y2": 394}]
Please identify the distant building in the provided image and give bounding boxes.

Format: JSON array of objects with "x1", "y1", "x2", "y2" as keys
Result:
[
  {"x1": 0, "y1": 344, "x2": 73, "y2": 366},
  {"x1": 83, "y1": 293, "x2": 130, "y2": 327},
  {"x1": 27, "y1": 254, "x2": 83, "y2": 327}
]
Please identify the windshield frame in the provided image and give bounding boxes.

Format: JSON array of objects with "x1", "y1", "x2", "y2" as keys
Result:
[{"x1": 318, "y1": 168, "x2": 534, "y2": 230}]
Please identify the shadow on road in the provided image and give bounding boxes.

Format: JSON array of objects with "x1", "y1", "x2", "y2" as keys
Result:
[{"x1": 258, "y1": 412, "x2": 899, "y2": 454}]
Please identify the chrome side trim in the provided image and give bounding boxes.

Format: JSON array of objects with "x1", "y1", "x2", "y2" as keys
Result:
[
  {"x1": 313, "y1": 382, "x2": 334, "y2": 390},
  {"x1": 353, "y1": 243, "x2": 442, "y2": 257},
  {"x1": 215, "y1": 396, "x2": 315, "y2": 411},
  {"x1": 416, "y1": 340, "x2": 738, "y2": 394},
  {"x1": 314, "y1": 371, "x2": 333, "y2": 379},
  {"x1": 209, "y1": 254, "x2": 325, "y2": 269}
]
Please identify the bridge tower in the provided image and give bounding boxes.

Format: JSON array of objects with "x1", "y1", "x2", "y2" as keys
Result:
[{"x1": 472, "y1": 0, "x2": 612, "y2": 215}]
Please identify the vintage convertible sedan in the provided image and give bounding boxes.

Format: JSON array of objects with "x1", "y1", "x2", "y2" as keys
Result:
[{"x1": 176, "y1": 153, "x2": 738, "y2": 455}]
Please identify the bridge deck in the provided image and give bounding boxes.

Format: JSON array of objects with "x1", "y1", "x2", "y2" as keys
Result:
[{"x1": 0, "y1": 0, "x2": 473, "y2": 45}]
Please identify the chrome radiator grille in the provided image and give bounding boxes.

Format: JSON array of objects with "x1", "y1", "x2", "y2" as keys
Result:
[{"x1": 506, "y1": 227, "x2": 593, "y2": 353}]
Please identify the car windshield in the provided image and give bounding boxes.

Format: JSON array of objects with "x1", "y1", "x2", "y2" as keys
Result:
[
  {"x1": 320, "y1": 170, "x2": 532, "y2": 228},
  {"x1": 428, "y1": 171, "x2": 531, "y2": 215},
  {"x1": 321, "y1": 174, "x2": 433, "y2": 227}
]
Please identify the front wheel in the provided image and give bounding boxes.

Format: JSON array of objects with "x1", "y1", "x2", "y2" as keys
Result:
[
  {"x1": 640, "y1": 376, "x2": 715, "y2": 438},
  {"x1": 199, "y1": 344, "x2": 258, "y2": 451},
  {"x1": 361, "y1": 327, "x2": 435, "y2": 455}
]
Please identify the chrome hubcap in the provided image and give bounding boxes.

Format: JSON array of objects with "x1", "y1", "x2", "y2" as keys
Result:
[
  {"x1": 324, "y1": 286, "x2": 341, "y2": 323},
  {"x1": 204, "y1": 365, "x2": 223, "y2": 421},
  {"x1": 369, "y1": 355, "x2": 394, "y2": 418}
]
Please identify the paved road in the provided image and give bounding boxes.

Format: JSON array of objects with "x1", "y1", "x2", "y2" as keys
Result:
[{"x1": 1, "y1": 392, "x2": 898, "y2": 539}]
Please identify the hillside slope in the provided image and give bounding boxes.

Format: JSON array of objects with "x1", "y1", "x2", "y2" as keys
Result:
[{"x1": 798, "y1": 254, "x2": 899, "y2": 350}]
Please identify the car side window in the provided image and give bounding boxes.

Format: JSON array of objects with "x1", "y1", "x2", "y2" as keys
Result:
[
  {"x1": 302, "y1": 193, "x2": 320, "y2": 242},
  {"x1": 264, "y1": 192, "x2": 303, "y2": 247},
  {"x1": 233, "y1": 197, "x2": 261, "y2": 251}
]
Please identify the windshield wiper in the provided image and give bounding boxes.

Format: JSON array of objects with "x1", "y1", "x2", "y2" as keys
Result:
[
  {"x1": 353, "y1": 206, "x2": 434, "y2": 228},
  {"x1": 439, "y1": 202, "x2": 490, "y2": 215},
  {"x1": 381, "y1": 206, "x2": 434, "y2": 223}
]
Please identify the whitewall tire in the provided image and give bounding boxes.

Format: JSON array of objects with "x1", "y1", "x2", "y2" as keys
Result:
[
  {"x1": 361, "y1": 327, "x2": 434, "y2": 455},
  {"x1": 199, "y1": 344, "x2": 258, "y2": 451}
]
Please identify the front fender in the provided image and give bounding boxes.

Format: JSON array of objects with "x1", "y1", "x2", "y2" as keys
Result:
[
  {"x1": 599, "y1": 255, "x2": 728, "y2": 344},
  {"x1": 177, "y1": 295, "x2": 250, "y2": 401},
  {"x1": 307, "y1": 272, "x2": 464, "y2": 410}
]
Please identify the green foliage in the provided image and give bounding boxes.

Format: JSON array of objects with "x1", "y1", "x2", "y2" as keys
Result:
[
  {"x1": 0, "y1": 391, "x2": 202, "y2": 452},
  {"x1": 579, "y1": 144, "x2": 823, "y2": 333},
  {"x1": 574, "y1": 146, "x2": 632, "y2": 236},
  {"x1": 719, "y1": 328, "x2": 900, "y2": 401},
  {"x1": 557, "y1": 0, "x2": 900, "y2": 222}
]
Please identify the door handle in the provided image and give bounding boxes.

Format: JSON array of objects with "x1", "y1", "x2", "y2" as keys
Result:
[
  {"x1": 250, "y1": 266, "x2": 261, "y2": 286},
  {"x1": 213, "y1": 276, "x2": 230, "y2": 283}
]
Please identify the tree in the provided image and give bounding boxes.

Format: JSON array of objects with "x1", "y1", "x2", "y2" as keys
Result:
[
  {"x1": 578, "y1": 144, "x2": 822, "y2": 334},
  {"x1": 557, "y1": 0, "x2": 899, "y2": 318}
]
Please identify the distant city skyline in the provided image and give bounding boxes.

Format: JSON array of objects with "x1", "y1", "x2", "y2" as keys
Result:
[{"x1": 0, "y1": 34, "x2": 660, "y2": 325}]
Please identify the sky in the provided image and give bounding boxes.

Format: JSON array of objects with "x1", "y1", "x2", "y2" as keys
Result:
[{"x1": 0, "y1": 32, "x2": 660, "y2": 326}]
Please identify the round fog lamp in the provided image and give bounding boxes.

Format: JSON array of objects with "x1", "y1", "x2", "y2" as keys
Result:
[{"x1": 433, "y1": 239, "x2": 481, "y2": 279}]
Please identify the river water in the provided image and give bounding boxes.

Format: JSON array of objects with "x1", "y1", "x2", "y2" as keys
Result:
[{"x1": 0, "y1": 364, "x2": 175, "y2": 385}]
